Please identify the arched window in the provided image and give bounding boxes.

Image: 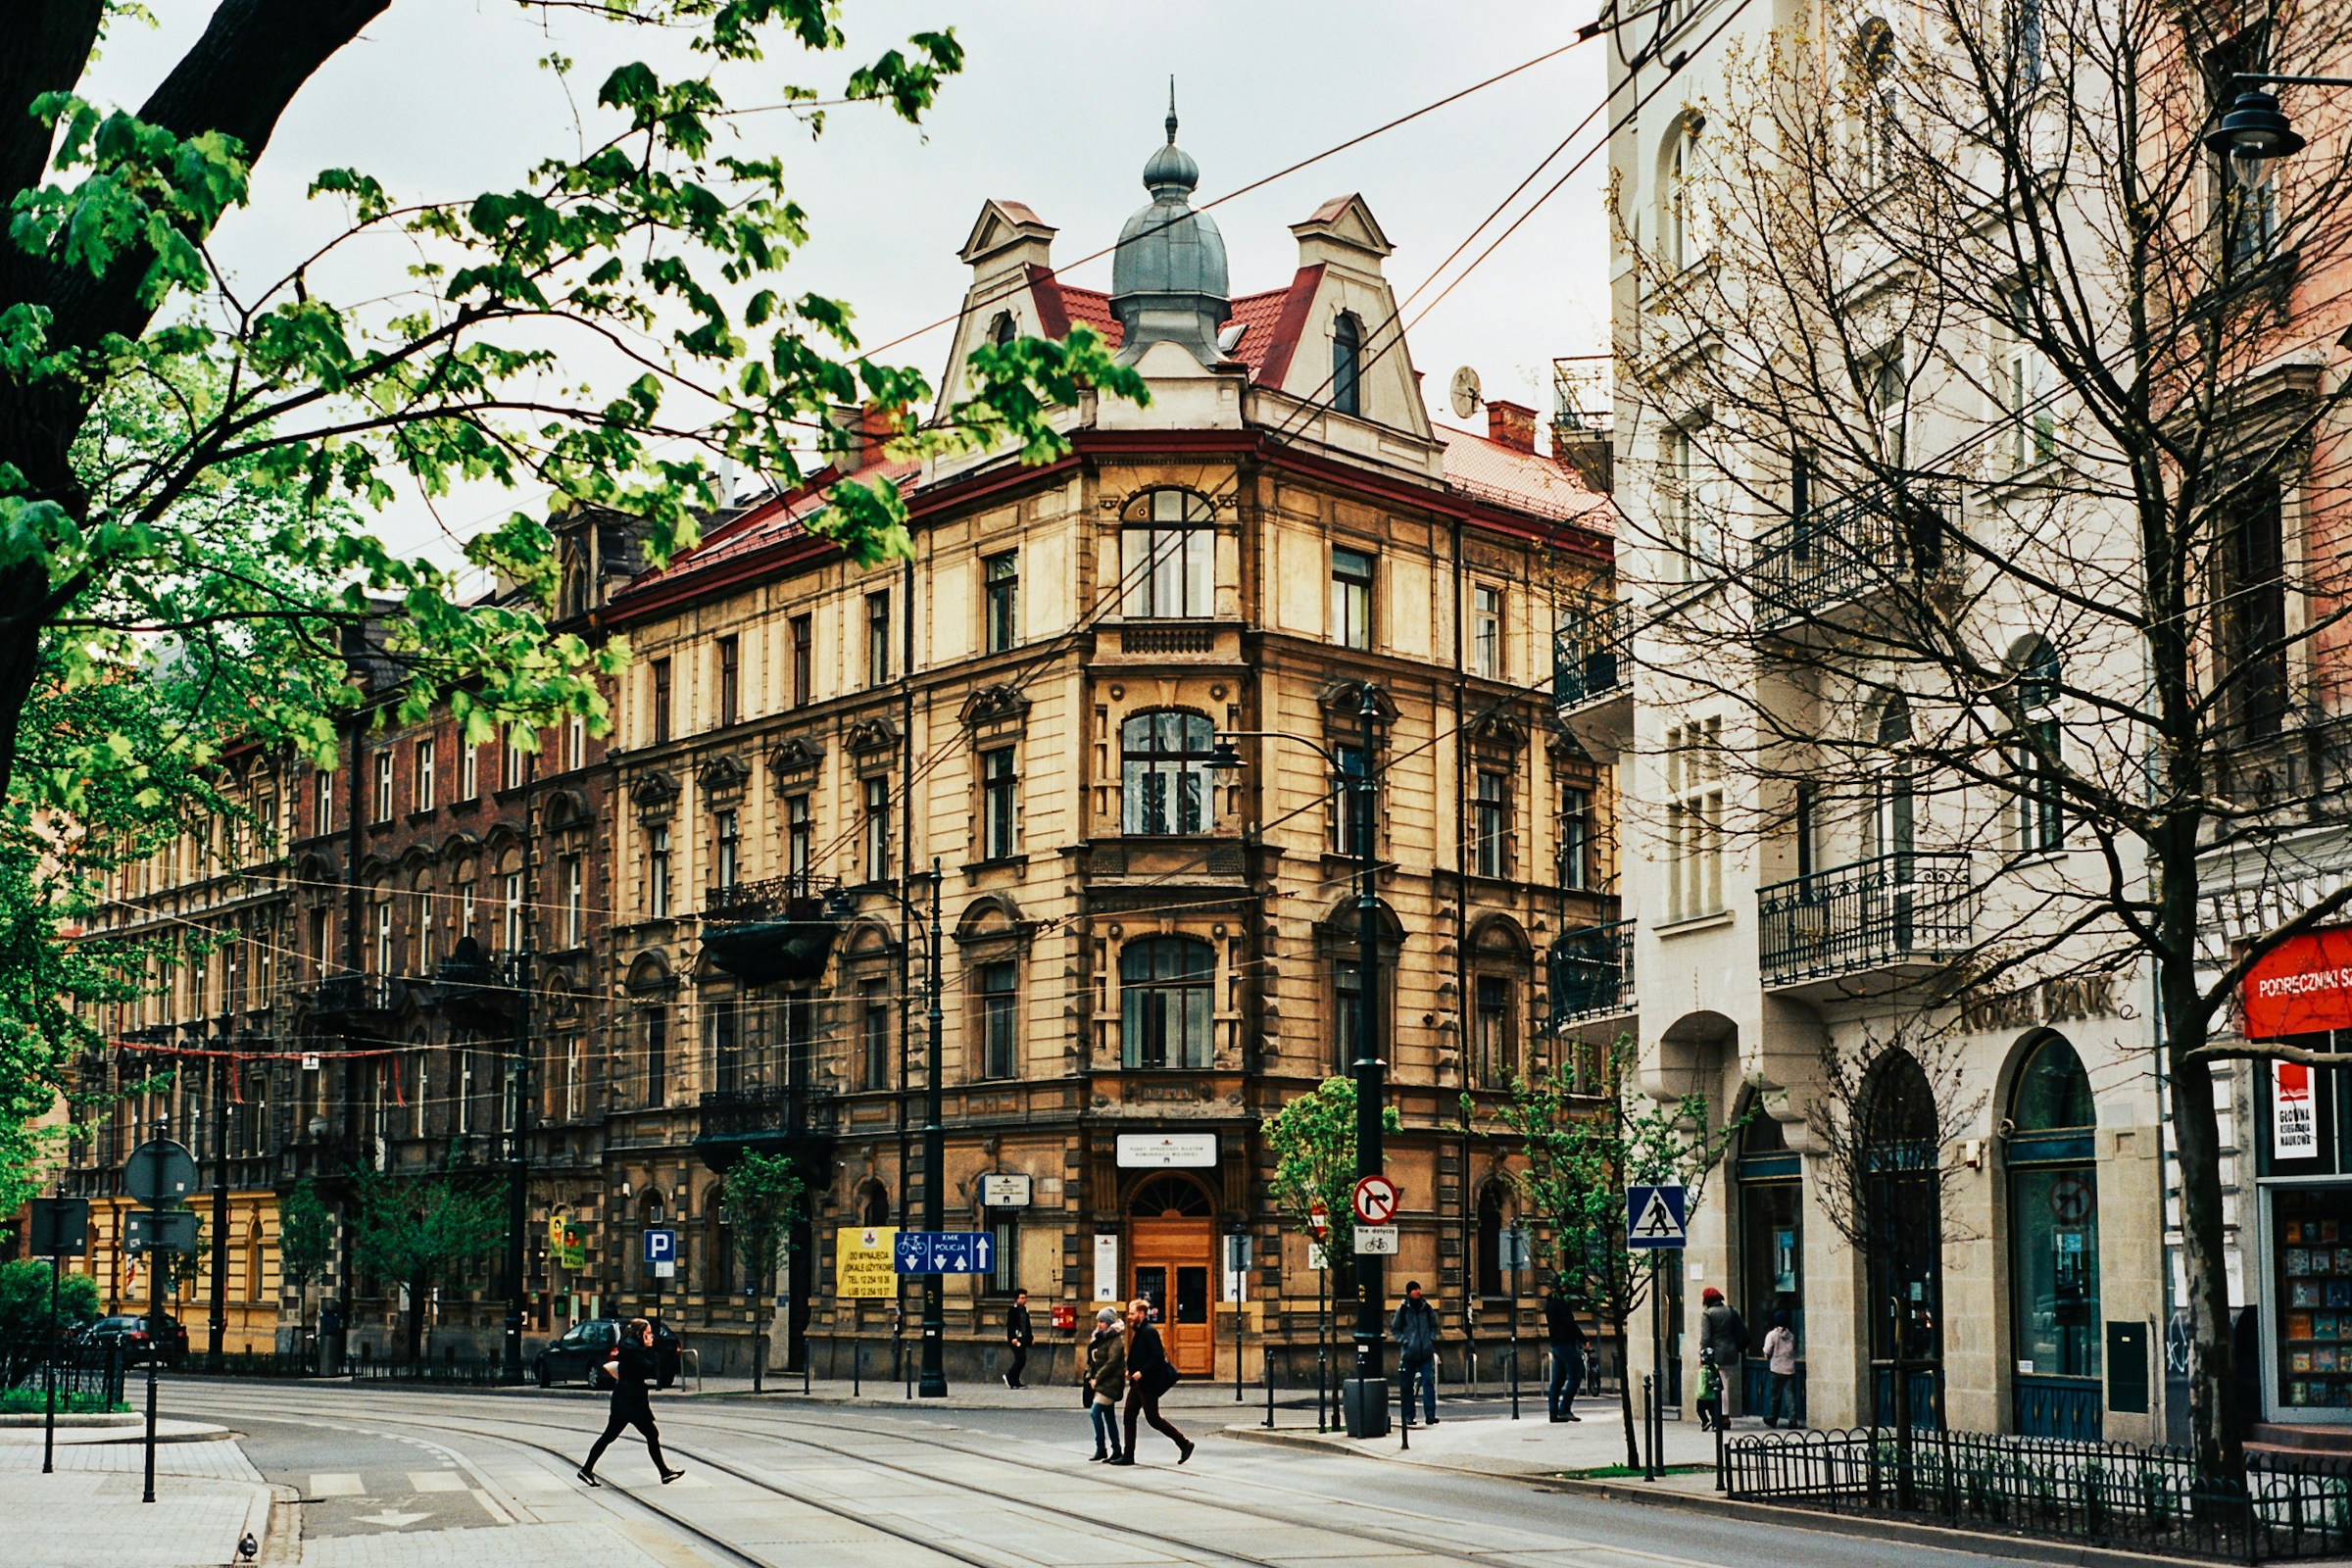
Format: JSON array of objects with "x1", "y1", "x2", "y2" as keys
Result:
[
  {"x1": 1737, "y1": 1104, "x2": 1804, "y2": 1424},
  {"x1": 1120, "y1": 937, "x2": 1215, "y2": 1069},
  {"x1": 989, "y1": 311, "x2": 1016, "y2": 349},
  {"x1": 1332, "y1": 313, "x2": 1363, "y2": 416},
  {"x1": 1871, "y1": 693, "x2": 1915, "y2": 872},
  {"x1": 2007, "y1": 1034, "x2": 2100, "y2": 1435},
  {"x1": 2011, "y1": 638, "x2": 2063, "y2": 855},
  {"x1": 1476, "y1": 1185, "x2": 1506, "y2": 1298},
  {"x1": 859, "y1": 1182, "x2": 891, "y2": 1227},
  {"x1": 1121, "y1": 489, "x2": 1215, "y2": 618},
  {"x1": 1859, "y1": 1050, "x2": 1941, "y2": 1424},
  {"x1": 1129, "y1": 1174, "x2": 1214, "y2": 1217},
  {"x1": 1121, "y1": 710, "x2": 1215, "y2": 836},
  {"x1": 1664, "y1": 116, "x2": 1704, "y2": 271},
  {"x1": 1856, "y1": 20, "x2": 1900, "y2": 187}
]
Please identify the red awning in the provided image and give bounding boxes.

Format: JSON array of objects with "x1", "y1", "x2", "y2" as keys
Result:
[{"x1": 2242, "y1": 926, "x2": 2352, "y2": 1040}]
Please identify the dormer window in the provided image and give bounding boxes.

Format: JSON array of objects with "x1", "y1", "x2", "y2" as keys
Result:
[
  {"x1": 989, "y1": 311, "x2": 1016, "y2": 349},
  {"x1": 1333, "y1": 313, "x2": 1363, "y2": 416}
]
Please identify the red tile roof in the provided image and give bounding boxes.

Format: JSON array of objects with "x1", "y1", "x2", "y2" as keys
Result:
[
  {"x1": 613, "y1": 456, "x2": 924, "y2": 601},
  {"x1": 1434, "y1": 424, "x2": 1611, "y2": 529}
]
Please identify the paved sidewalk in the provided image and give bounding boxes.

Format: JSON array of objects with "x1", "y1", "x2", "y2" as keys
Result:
[
  {"x1": 0, "y1": 1466, "x2": 274, "y2": 1568},
  {"x1": 1226, "y1": 1395, "x2": 1730, "y2": 1478}
]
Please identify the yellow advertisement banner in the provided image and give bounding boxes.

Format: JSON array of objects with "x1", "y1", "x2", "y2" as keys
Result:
[{"x1": 835, "y1": 1226, "x2": 900, "y2": 1299}]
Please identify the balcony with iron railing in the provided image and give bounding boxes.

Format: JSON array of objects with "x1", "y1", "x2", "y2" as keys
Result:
[
  {"x1": 1750, "y1": 480, "x2": 1961, "y2": 640},
  {"x1": 1757, "y1": 853, "x2": 1973, "y2": 997},
  {"x1": 701, "y1": 873, "x2": 844, "y2": 985},
  {"x1": 1552, "y1": 602, "x2": 1635, "y2": 760},
  {"x1": 304, "y1": 970, "x2": 405, "y2": 1029},
  {"x1": 1547, "y1": 918, "x2": 1636, "y2": 1032},
  {"x1": 694, "y1": 1082, "x2": 839, "y2": 1171}
]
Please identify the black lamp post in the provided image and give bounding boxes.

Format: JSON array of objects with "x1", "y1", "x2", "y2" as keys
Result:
[
  {"x1": 2205, "y1": 73, "x2": 2352, "y2": 161},
  {"x1": 1208, "y1": 681, "x2": 1390, "y2": 1439},
  {"x1": 918, "y1": 858, "x2": 948, "y2": 1398}
]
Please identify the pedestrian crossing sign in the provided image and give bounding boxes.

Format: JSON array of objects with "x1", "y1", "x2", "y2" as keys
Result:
[{"x1": 1626, "y1": 1184, "x2": 1689, "y2": 1250}]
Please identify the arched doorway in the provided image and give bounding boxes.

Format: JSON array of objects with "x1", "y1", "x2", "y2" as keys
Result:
[
  {"x1": 2007, "y1": 1033, "x2": 2100, "y2": 1438},
  {"x1": 1862, "y1": 1051, "x2": 1942, "y2": 1428},
  {"x1": 1128, "y1": 1174, "x2": 1215, "y2": 1376},
  {"x1": 1737, "y1": 1102, "x2": 1803, "y2": 1426}
]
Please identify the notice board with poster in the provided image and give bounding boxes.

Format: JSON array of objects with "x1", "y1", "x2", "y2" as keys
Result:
[{"x1": 835, "y1": 1226, "x2": 900, "y2": 1299}]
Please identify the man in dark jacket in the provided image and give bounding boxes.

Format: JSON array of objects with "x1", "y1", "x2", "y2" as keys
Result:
[
  {"x1": 1004, "y1": 1289, "x2": 1034, "y2": 1390},
  {"x1": 1109, "y1": 1298, "x2": 1194, "y2": 1465},
  {"x1": 1392, "y1": 1281, "x2": 1441, "y2": 1424},
  {"x1": 577, "y1": 1318, "x2": 682, "y2": 1487},
  {"x1": 1698, "y1": 1287, "x2": 1748, "y2": 1430},
  {"x1": 1544, "y1": 1278, "x2": 1589, "y2": 1422}
]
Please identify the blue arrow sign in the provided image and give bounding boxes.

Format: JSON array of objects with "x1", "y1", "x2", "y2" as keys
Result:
[
  {"x1": 643, "y1": 1227, "x2": 677, "y2": 1264},
  {"x1": 1626, "y1": 1184, "x2": 1689, "y2": 1250},
  {"x1": 893, "y1": 1231, "x2": 996, "y2": 1275}
]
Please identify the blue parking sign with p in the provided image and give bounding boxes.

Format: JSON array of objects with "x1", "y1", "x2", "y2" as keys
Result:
[{"x1": 644, "y1": 1227, "x2": 677, "y2": 1265}]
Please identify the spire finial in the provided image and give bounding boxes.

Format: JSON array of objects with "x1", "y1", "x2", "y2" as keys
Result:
[{"x1": 1166, "y1": 76, "x2": 1178, "y2": 144}]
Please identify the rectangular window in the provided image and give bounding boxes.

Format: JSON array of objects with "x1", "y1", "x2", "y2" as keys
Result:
[
  {"x1": 502, "y1": 731, "x2": 527, "y2": 792},
  {"x1": 1666, "y1": 717, "x2": 1726, "y2": 922},
  {"x1": 313, "y1": 769, "x2": 333, "y2": 837},
  {"x1": 1334, "y1": 956, "x2": 1369, "y2": 1075},
  {"x1": 861, "y1": 983, "x2": 889, "y2": 1091},
  {"x1": 981, "y1": 747, "x2": 1016, "y2": 860},
  {"x1": 649, "y1": 827, "x2": 671, "y2": 919},
  {"x1": 714, "y1": 808, "x2": 740, "y2": 891},
  {"x1": 1336, "y1": 744, "x2": 1370, "y2": 856},
  {"x1": 416, "y1": 886, "x2": 435, "y2": 965},
  {"x1": 716, "y1": 634, "x2": 741, "y2": 727},
  {"x1": 414, "y1": 738, "x2": 436, "y2": 812},
  {"x1": 2222, "y1": 476, "x2": 2288, "y2": 741},
  {"x1": 1473, "y1": 770, "x2": 1508, "y2": 879},
  {"x1": 651, "y1": 658, "x2": 673, "y2": 744},
  {"x1": 790, "y1": 614, "x2": 812, "y2": 707},
  {"x1": 1559, "y1": 783, "x2": 1592, "y2": 891},
  {"x1": 710, "y1": 996, "x2": 741, "y2": 1094},
  {"x1": 372, "y1": 901, "x2": 392, "y2": 977},
  {"x1": 503, "y1": 870, "x2": 524, "y2": 952},
  {"x1": 461, "y1": 742, "x2": 479, "y2": 802},
  {"x1": 978, "y1": 960, "x2": 1017, "y2": 1079},
  {"x1": 563, "y1": 855, "x2": 583, "y2": 947},
  {"x1": 644, "y1": 1008, "x2": 667, "y2": 1108},
  {"x1": 372, "y1": 751, "x2": 394, "y2": 823},
  {"x1": 864, "y1": 777, "x2": 892, "y2": 882},
  {"x1": 787, "y1": 794, "x2": 811, "y2": 883},
  {"x1": 566, "y1": 713, "x2": 586, "y2": 773},
  {"x1": 1794, "y1": 780, "x2": 1822, "y2": 889},
  {"x1": 987, "y1": 1218, "x2": 1017, "y2": 1295},
  {"x1": 1474, "y1": 974, "x2": 1516, "y2": 1088},
  {"x1": 866, "y1": 591, "x2": 891, "y2": 687},
  {"x1": 984, "y1": 552, "x2": 1019, "y2": 654},
  {"x1": 2001, "y1": 286, "x2": 2056, "y2": 471},
  {"x1": 1472, "y1": 585, "x2": 1503, "y2": 678},
  {"x1": 1332, "y1": 547, "x2": 1375, "y2": 651},
  {"x1": 456, "y1": 1049, "x2": 474, "y2": 1135}
]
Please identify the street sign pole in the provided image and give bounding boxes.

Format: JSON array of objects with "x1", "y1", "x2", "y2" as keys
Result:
[
  {"x1": 143, "y1": 1201, "x2": 162, "y2": 1502},
  {"x1": 43, "y1": 1250, "x2": 58, "y2": 1474}
]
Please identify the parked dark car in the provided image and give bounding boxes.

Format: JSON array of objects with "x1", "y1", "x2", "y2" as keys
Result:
[
  {"x1": 531, "y1": 1318, "x2": 680, "y2": 1390},
  {"x1": 71, "y1": 1312, "x2": 188, "y2": 1367}
]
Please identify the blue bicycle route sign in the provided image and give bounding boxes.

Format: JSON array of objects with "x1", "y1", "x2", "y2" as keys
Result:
[{"x1": 893, "y1": 1231, "x2": 997, "y2": 1275}]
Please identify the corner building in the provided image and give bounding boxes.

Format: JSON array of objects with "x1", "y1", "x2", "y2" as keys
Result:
[{"x1": 597, "y1": 114, "x2": 1616, "y2": 1382}]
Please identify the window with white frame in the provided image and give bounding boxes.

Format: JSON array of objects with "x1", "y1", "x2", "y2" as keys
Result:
[
  {"x1": 1121, "y1": 489, "x2": 1215, "y2": 618},
  {"x1": 2011, "y1": 640, "x2": 2063, "y2": 854},
  {"x1": 566, "y1": 713, "x2": 586, "y2": 773},
  {"x1": 461, "y1": 742, "x2": 479, "y2": 802},
  {"x1": 1472, "y1": 585, "x2": 1503, "y2": 678},
  {"x1": 503, "y1": 870, "x2": 524, "y2": 951},
  {"x1": 2000, "y1": 285, "x2": 2056, "y2": 470},
  {"x1": 648, "y1": 827, "x2": 671, "y2": 919},
  {"x1": 1559, "y1": 783, "x2": 1594, "y2": 891},
  {"x1": 415, "y1": 738, "x2": 436, "y2": 812},
  {"x1": 714, "y1": 808, "x2": 741, "y2": 891},
  {"x1": 1665, "y1": 717, "x2": 1725, "y2": 921},
  {"x1": 373, "y1": 751, "x2": 394, "y2": 823},
  {"x1": 1871, "y1": 695, "x2": 1916, "y2": 869},
  {"x1": 864, "y1": 776, "x2": 892, "y2": 881},
  {"x1": 980, "y1": 747, "x2": 1016, "y2": 860},
  {"x1": 786, "y1": 794, "x2": 811, "y2": 882},
  {"x1": 563, "y1": 855, "x2": 584, "y2": 946},
  {"x1": 1121, "y1": 711, "x2": 1214, "y2": 836},
  {"x1": 313, "y1": 768, "x2": 334, "y2": 837},
  {"x1": 502, "y1": 731, "x2": 528, "y2": 792},
  {"x1": 1867, "y1": 345, "x2": 1908, "y2": 466},
  {"x1": 1332, "y1": 547, "x2": 1375, "y2": 651}
]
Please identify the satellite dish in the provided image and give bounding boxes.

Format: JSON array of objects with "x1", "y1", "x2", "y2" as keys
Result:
[{"x1": 1449, "y1": 366, "x2": 1483, "y2": 420}]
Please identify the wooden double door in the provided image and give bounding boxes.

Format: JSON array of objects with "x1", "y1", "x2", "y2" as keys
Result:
[{"x1": 1130, "y1": 1217, "x2": 1215, "y2": 1376}]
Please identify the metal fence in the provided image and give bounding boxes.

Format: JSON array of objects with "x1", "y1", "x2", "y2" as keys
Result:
[
  {"x1": 1548, "y1": 920, "x2": 1635, "y2": 1025},
  {"x1": 1552, "y1": 602, "x2": 1633, "y2": 710},
  {"x1": 4, "y1": 1345, "x2": 127, "y2": 1407},
  {"x1": 1750, "y1": 479, "x2": 1960, "y2": 632},
  {"x1": 1726, "y1": 1427, "x2": 2352, "y2": 1561}
]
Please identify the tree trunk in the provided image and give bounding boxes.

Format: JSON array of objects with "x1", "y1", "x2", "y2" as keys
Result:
[
  {"x1": 1616, "y1": 1317, "x2": 1639, "y2": 1468},
  {"x1": 2167, "y1": 1042, "x2": 2244, "y2": 1479}
]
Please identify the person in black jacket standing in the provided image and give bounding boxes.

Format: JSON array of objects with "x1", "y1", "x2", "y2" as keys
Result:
[
  {"x1": 577, "y1": 1318, "x2": 683, "y2": 1487},
  {"x1": 1108, "y1": 1298, "x2": 1194, "y2": 1465},
  {"x1": 1544, "y1": 1278, "x2": 1589, "y2": 1422},
  {"x1": 1004, "y1": 1289, "x2": 1034, "y2": 1390}
]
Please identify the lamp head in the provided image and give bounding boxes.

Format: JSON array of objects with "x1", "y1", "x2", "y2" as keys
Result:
[
  {"x1": 1205, "y1": 737, "x2": 1245, "y2": 771},
  {"x1": 2206, "y1": 89, "x2": 2305, "y2": 161}
]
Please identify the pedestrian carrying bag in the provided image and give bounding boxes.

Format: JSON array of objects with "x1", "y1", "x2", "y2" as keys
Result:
[{"x1": 1150, "y1": 1360, "x2": 1181, "y2": 1398}]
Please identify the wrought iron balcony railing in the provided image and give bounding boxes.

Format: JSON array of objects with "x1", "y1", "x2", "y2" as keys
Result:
[
  {"x1": 1757, "y1": 853, "x2": 1973, "y2": 989},
  {"x1": 1548, "y1": 918, "x2": 1636, "y2": 1026},
  {"x1": 308, "y1": 970, "x2": 403, "y2": 1023},
  {"x1": 703, "y1": 872, "x2": 839, "y2": 922},
  {"x1": 1750, "y1": 480, "x2": 1960, "y2": 633},
  {"x1": 1552, "y1": 602, "x2": 1633, "y2": 710},
  {"x1": 701, "y1": 874, "x2": 844, "y2": 985},
  {"x1": 696, "y1": 1085, "x2": 839, "y2": 1142}
]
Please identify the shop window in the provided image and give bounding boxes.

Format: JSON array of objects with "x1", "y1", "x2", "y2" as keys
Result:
[{"x1": 2007, "y1": 1034, "x2": 2100, "y2": 1436}]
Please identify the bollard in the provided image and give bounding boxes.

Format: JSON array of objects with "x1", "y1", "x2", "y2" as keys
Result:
[
  {"x1": 1397, "y1": 1366, "x2": 1410, "y2": 1451},
  {"x1": 803, "y1": 1348, "x2": 811, "y2": 1396},
  {"x1": 1508, "y1": 1346, "x2": 1520, "y2": 1423},
  {"x1": 1263, "y1": 1348, "x2": 1275, "y2": 1430},
  {"x1": 853, "y1": 1339, "x2": 861, "y2": 1398},
  {"x1": 1714, "y1": 1401, "x2": 1727, "y2": 1492},
  {"x1": 1315, "y1": 1348, "x2": 1329, "y2": 1434}
]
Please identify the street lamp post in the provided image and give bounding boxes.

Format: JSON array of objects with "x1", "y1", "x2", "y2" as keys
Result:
[
  {"x1": 2206, "y1": 73, "x2": 2352, "y2": 160},
  {"x1": 919, "y1": 858, "x2": 948, "y2": 1398},
  {"x1": 503, "y1": 751, "x2": 537, "y2": 1385},
  {"x1": 1208, "y1": 681, "x2": 1390, "y2": 1439}
]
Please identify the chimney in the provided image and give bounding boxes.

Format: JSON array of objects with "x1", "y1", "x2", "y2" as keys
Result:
[
  {"x1": 1550, "y1": 416, "x2": 1614, "y2": 495},
  {"x1": 823, "y1": 403, "x2": 903, "y2": 471},
  {"x1": 1486, "y1": 399, "x2": 1538, "y2": 453}
]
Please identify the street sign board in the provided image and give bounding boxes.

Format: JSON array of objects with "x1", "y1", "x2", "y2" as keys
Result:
[
  {"x1": 1626, "y1": 1184, "x2": 1689, "y2": 1250},
  {"x1": 1352, "y1": 1224, "x2": 1399, "y2": 1255},
  {"x1": 893, "y1": 1231, "x2": 996, "y2": 1275},
  {"x1": 981, "y1": 1173, "x2": 1033, "y2": 1208},
  {"x1": 1223, "y1": 1233, "x2": 1253, "y2": 1273},
  {"x1": 123, "y1": 1140, "x2": 197, "y2": 1208},
  {"x1": 643, "y1": 1228, "x2": 677, "y2": 1266},
  {"x1": 835, "y1": 1226, "x2": 900, "y2": 1298},
  {"x1": 1307, "y1": 1241, "x2": 1330, "y2": 1271},
  {"x1": 28, "y1": 1197, "x2": 89, "y2": 1256},
  {"x1": 1351, "y1": 1173, "x2": 1399, "y2": 1226},
  {"x1": 1093, "y1": 1233, "x2": 1120, "y2": 1302},
  {"x1": 125, "y1": 1209, "x2": 199, "y2": 1254},
  {"x1": 1115, "y1": 1133, "x2": 1217, "y2": 1168}
]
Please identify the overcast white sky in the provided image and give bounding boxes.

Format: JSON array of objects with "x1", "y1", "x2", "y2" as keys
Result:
[{"x1": 89, "y1": 2, "x2": 1611, "y2": 562}]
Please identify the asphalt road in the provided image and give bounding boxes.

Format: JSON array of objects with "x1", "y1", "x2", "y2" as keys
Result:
[{"x1": 172, "y1": 1380, "x2": 2061, "y2": 1568}]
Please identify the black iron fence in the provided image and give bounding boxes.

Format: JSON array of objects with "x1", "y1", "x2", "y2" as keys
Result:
[
  {"x1": 1548, "y1": 920, "x2": 1635, "y2": 1026},
  {"x1": 1751, "y1": 479, "x2": 1960, "y2": 632},
  {"x1": 1552, "y1": 602, "x2": 1633, "y2": 710},
  {"x1": 1757, "y1": 852, "x2": 1972, "y2": 987},
  {"x1": 1726, "y1": 1427, "x2": 2352, "y2": 1561},
  {"x1": 4, "y1": 1344, "x2": 128, "y2": 1407}
]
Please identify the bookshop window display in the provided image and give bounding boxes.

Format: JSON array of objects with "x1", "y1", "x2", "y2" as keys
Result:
[{"x1": 2254, "y1": 1028, "x2": 2352, "y2": 1420}]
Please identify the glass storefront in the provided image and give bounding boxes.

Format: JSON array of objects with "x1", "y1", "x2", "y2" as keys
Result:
[
  {"x1": 2258, "y1": 1028, "x2": 2352, "y2": 1421},
  {"x1": 1738, "y1": 1109, "x2": 1802, "y2": 1422}
]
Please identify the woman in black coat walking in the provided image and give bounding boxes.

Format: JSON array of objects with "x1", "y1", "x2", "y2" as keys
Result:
[
  {"x1": 577, "y1": 1318, "x2": 683, "y2": 1487},
  {"x1": 1108, "y1": 1298, "x2": 1194, "y2": 1466}
]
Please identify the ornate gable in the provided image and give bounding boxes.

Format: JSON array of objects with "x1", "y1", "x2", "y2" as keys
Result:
[
  {"x1": 696, "y1": 754, "x2": 752, "y2": 798},
  {"x1": 631, "y1": 770, "x2": 680, "y2": 820},
  {"x1": 960, "y1": 683, "x2": 1033, "y2": 732},
  {"x1": 766, "y1": 735, "x2": 825, "y2": 788},
  {"x1": 846, "y1": 716, "x2": 901, "y2": 759}
]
